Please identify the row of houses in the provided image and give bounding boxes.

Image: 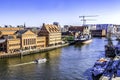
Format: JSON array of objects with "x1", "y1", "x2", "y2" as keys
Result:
[
  {"x1": 0, "y1": 23, "x2": 62, "y2": 53},
  {"x1": 63, "y1": 24, "x2": 120, "y2": 33},
  {"x1": 62, "y1": 25, "x2": 105, "y2": 37},
  {"x1": 62, "y1": 24, "x2": 120, "y2": 37}
]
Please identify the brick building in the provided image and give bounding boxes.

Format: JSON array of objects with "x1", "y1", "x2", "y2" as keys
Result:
[
  {"x1": 38, "y1": 23, "x2": 62, "y2": 46},
  {"x1": 0, "y1": 29, "x2": 46, "y2": 53}
]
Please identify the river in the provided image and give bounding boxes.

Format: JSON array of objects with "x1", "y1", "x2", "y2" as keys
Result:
[{"x1": 0, "y1": 37, "x2": 118, "y2": 80}]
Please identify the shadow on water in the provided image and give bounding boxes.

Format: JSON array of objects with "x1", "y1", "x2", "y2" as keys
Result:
[
  {"x1": 0, "y1": 59, "x2": 10, "y2": 80},
  {"x1": 84, "y1": 68, "x2": 93, "y2": 80},
  {"x1": 74, "y1": 42, "x2": 92, "y2": 47},
  {"x1": 74, "y1": 43, "x2": 85, "y2": 47}
]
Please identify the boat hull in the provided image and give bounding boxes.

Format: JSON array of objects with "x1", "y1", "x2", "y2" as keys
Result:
[
  {"x1": 92, "y1": 73, "x2": 103, "y2": 80},
  {"x1": 82, "y1": 39, "x2": 92, "y2": 44},
  {"x1": 91, "y1": 58, "x2": 110, "y2": 80},
  {"x1": 75, "y1": 39, "x2": 92, "y2": 44},
  {"x1": 35, "y1": 58, "x2": 47, "y2": 64}
]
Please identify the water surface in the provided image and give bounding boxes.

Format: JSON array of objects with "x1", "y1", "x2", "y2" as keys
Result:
[{"x1": 0, "y1": 38, "x2": 118, "y2": 80}]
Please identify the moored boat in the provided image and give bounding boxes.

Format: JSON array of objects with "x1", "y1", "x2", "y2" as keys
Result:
[
  {"x1": 105, "y1": 45, "x2": 116, "y2": 58},
  {"x1": 81, "y1": 39, "x2": 92, "y2": 44},
  {"x1": 100, "y1": 56, "x2": 120, "y2": 80},
  {"x1": 91, "y1": 58, "x2": 110, "y2": 80},
  {"x1": 74, "y1": 34, "x2": 92, "y2": 44},
  {"x1": 105, "y1": 41, "x2": 120, "y2": 58},
  {"x1": 115, "y1": 41, "x2": 120, "y2": 56},
  {"x1": 35, "y1": 58, "x2": 47, "y2": 64}
]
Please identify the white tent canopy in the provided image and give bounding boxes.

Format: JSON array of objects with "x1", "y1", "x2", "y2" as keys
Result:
[{"x1": 0, "y1": 39, "x2": 6, "y2": 44}]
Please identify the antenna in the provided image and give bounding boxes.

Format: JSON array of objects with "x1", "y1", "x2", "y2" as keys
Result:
[{"x1": 79, "y1": 15, "x2": 98, "y2": 26}]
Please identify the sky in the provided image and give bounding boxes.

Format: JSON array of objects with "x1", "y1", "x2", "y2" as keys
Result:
[{"x1": 0, "y1": 0, "x2": 120, "y2": 27}]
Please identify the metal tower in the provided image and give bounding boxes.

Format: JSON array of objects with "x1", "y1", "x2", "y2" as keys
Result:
[{"x1": 79, "y1": 15, "x2": 98, "y2": 26}]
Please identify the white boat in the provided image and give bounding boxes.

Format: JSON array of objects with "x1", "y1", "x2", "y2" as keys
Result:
[
  {"x1": 74, "y1": 34, "x2": 92, "y2": 44},
  {"x1": 82, "y1": 39, "x2": 92, "y2": 44},
  {"x1": 35, "y1": 58, "x2": 47, "y2": 64}
]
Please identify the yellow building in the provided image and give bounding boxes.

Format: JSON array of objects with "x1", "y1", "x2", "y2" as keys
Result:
[
  {"x1": 38, "y1": 23, "x2": 62, "y2": 46},
  {"x1": 0, "y1": 27, "x2": 24, "y2": 38},
  {"x1": 15, "y1": 30, "x2": 37, "y2": 50},
  {"x1": 6, "y1": 38, "x2": 20, "y2": 53},
  {"x1": 15, "y1": 30, "x2": 46, "y2": 50},
  {"x1": 0, "y1": 29, "x2": 46, "y2": 53},
  {"x1": 0, "y1": 35, "x2": 20, "y2": 53},
  {"x1": 36, "y1": 37, "x2": 46, "y2": 49}
]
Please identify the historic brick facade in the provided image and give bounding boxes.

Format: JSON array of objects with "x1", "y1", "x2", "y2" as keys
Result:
[
  {"x1": 38, "y1": 23, "x2": 62, "y2": 46},
  {"x1": 0, "y1": 28, "x2": 46, "y2": 53}
]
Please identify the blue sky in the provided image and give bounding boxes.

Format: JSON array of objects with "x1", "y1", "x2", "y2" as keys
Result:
[{"x1": 0, "y1": 0, "x2": 120, "y2": 27}]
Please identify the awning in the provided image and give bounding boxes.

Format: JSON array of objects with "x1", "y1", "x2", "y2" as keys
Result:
[{"x1": 0, "y1": 39, "x2": 6, "y2": 44}]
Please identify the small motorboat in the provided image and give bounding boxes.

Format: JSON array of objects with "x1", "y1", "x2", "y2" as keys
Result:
[
  {"x1": 35, "y1": 58, "x2": 47, "y2": 64},
  {"x1": 91, "y1": 58, "x2": 110, "y2": 80}
]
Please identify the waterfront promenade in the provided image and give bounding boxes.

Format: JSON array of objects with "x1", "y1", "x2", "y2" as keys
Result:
[{"x1": 0, "y1": 43, "x2": 69, "y2": 59}]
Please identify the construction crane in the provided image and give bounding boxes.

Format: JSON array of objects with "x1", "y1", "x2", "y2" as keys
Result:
[{"x1": 79, "y1": 15, "x2": 98, "y2": 26}]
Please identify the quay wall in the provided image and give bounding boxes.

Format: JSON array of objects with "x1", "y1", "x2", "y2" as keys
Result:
[{"x1": 0, "y1": 43, "x2": 69, "y2": 59}]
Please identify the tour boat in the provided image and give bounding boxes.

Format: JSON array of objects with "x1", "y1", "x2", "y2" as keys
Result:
[
  {"x1": 91, "y1": 58, "x2": 110, "y2": 80},
  {"x1": 74, "y1": 34, "x2": 92, "y2": 44},
  {"x1": 80, "y1": 38, "x2": 92, "y2": 44},
  {"x1": 35, "y1": 58, "x2": 47, "y2": 64}
]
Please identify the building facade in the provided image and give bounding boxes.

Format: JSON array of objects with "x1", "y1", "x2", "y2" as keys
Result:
[
  {"x1": 68, "y1": 26, "x2": 90, "y2": 35},
  {"x1": 91, "y1": 29, "x2": 106, "y2": 37},
  {"x1": 0, "y1": 29, "x2": 46, "y2": 53},
  {"x1": 6, "y1": 39, "x2": 20, "y2": 53},
  {"x1": 36, "y1": 37, "x2": 46, "y2": 49},
  {"x1": 38, "y1": 23, "x2": 62, "y2": 46}
]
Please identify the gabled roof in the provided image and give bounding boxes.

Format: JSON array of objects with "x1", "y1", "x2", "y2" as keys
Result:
[
  {"x1": 15, "y1": 29, "x2": 36, "y2": 36},
  {"x1": 0, "y1": 27, "x2": 24, "y2": 31},
  {"x1": 15, "y1": 30, "x2": 27, "y2": 35},
  {"x1": 40, "y1": 24, "x2": 60, "y2": 33},
  {"x1": 0, "y1": 31, "x2": 16, "y2": 35}
]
